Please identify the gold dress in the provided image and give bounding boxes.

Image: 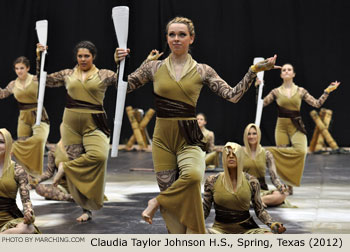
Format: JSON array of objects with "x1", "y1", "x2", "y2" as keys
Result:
[
  {"x1": 263, "y1": 84, "x2": 328, "y2": 186},
  {"x1": 203, "y1": 143, "x2": 274, "y2": 234},
  {"x1": 0, "y1": 128, "x2": 40, "y2": 233},
  {"x1": 127, "y1": 54, "x2": 257, "y2": 233},
  {"x1": 46, "y1": 65, "x2": 117, "y2": 210},
  {"x1": 0, "y1": 74, "x2": 49, "y2": 176},
  {"x1": 242, "y1": 123, "x2": 284, "y2": 193}
]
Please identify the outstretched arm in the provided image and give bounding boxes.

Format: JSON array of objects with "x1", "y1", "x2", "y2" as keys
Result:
[
  {"x1": 14, "y1": 164, "x2": 35, "y2": 224},
  {"x1": 115, "y1": 48, "x2": 162, "y2": 93},
  {"x1": 0, "y1": 81, "x2": 15, "y2": 99},
  {"x1": 300, "y1": 81, "x2": 340, "y2": 108}
]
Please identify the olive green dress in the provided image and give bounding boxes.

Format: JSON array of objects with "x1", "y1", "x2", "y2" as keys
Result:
[
  {"x1": 263, "y1": 84, "x2": 328, "y2": 186},
  {"x1": 0, "y1": 74, "x2": 50, "y2": 176},
  {"x1": 203, "y1": 142, "x2": 274, "y2": 234},
  {"x1": 127, "y1": 54, "x2": 257, "y2": 233},
  {"x1": 46, "y1": 65, "x2": 117, "y2": 210}
]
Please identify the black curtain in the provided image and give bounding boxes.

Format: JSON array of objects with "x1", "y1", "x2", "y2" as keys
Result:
[{"x1": 0, "y1": 0, "x2": 349, "y2": 147}]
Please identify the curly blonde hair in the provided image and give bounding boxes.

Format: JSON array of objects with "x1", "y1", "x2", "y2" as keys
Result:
[{"x1": 166, "y1": 17, "x2": 195, "y2": 37}]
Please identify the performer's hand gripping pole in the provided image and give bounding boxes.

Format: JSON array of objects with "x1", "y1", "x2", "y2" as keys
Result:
[
  {"x1": 253, "y1": 57, "x2": 265, "y2": 127},
  {"x1": 111, "y1": 6, "x2": 129, "y2": 157},
  {"x1": 35, "y1": 20, "x2": 48, "y2": 125}
]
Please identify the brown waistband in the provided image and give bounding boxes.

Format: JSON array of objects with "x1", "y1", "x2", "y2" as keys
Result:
[
  {"x1": 17, "y1": 102, "x2": 37, "y2": 110},
  {"x1": 153, "y1": 92, "x2": 195, "y2": 118},
  {"x1": 65, "y1": 93, "x2": 103, "y2": 111},
  {"x1": 214, "y1": 203, "x2": 251, "y2": 223},
  {"x1": 277, "y1": 106, "x2": 307, "y2": 134},
  {"x1": 0, "y1": 196, "x2": 24, "y2": 218},
  {"x1": 277, "y1": 106, "x2": 300, "y2": 118}
]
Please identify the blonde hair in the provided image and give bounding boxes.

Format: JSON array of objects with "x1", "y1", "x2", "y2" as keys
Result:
[{"x1": 166, "y1": 17, "x2": 195, "y2": 37}]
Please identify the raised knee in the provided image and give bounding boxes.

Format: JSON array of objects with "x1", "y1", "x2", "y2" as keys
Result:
[
  {"x1": 184, "y1": 169, "x2": 203, "y2": 184},
  {"x1": 87, "y1": 149, "x2": 108, "y2": 163}
]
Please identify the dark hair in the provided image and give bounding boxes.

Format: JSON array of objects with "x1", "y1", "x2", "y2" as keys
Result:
[
  {"x1": 73, "y1": 41, "x2": 97, "y2": 59},
  {"x1": 13, "y1": 56, "x2": 30, "y2": 69},
  {"x1": 196, "y1": 112, "x2": 207, "y2": 122}
]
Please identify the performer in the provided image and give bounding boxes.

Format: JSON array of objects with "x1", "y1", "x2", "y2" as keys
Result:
[
  {"x1": 0, "y1": 56, "x2": 50, "y2": 176},
  {"x1": 28, "y1": 138, "x2": 73, "y2": 202},
  {"x1": 116, "y1": 16, "x2": 279, "y2": 233},
  {"x1": 196, "y1": 113, "x2": 221, "y2": 170},
  {"x1": 0, "y1": 128, "x2": 39, "y2": 234},
  {"x1": 261, "y1": 63, "x2": 340, "y2": 194},
  {"x1": 37, "y1": 42, "x2": 157, "y2": 222},
  {"x1": 36, "y1": 41, "x2": 118, "y2": 222},
  {"x1": 242, "y1": 123, "x2": 288, "y2": 207},
  {"x1": 202, "y1": 142, "x2": 286, "y2": 234}
]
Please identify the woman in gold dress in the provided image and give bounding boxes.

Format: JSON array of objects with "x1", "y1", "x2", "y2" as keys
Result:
[
  {"x1": 0, "y1": 56, "x2": 49, "y2": 176},
  {"x1": 242, "y1": 123, "x2": 288, "y2": 207},
  {"x1": 117, "y1": 16, "x2": 279, "y2": 233},
  {"x1": 262, "y1": 64, "x2": 340, "y2": 194},
  {"x1": 203, "y1": 142, "x2": 285, "y2": 234},
  {"x1": 0, "y1": 128, "x2": 39, "y2": 234}
]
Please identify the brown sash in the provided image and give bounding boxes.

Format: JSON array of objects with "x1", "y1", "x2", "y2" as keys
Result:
[
  {"x1": 17, "y1": 102, "x2": 50, "y2": 124},
  {"x1": 277, "y1": 106, "x2": 307, "y2": 135},
  {"x1": 214, "y1": 203, "x2": 254, "y2": 224},
  {"x1": 153, "y1": 92, "x2": 206, "y2": 151},
  {"x1": 0, "y1": 196, "x2": 24, "y2": 219},
  {"x1": 65, "y1": 94, "x2": 110, "y2": 137}
]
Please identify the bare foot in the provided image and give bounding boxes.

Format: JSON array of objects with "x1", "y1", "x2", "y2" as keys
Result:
[
  {"x1": 76, "y1": 212, "x2": 91, "y2": 222},
  {"x1": 53, "y1": 162, "x2": 65, "y2": 186},
  {"x1": 141, "y1": 198, "x2": 160, "y2": 224}
]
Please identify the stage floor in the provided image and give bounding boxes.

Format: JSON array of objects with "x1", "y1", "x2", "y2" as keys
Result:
[{"x1": 25, "y1": 150, "x2": 350, "y2": 234}]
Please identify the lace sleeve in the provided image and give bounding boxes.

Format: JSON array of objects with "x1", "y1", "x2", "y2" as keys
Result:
[
  {"x1": 35, "y1": 150, "x2": 56, "y2": 184},
  {"x1": 299, "y1": 87, "x2": 329, "y2": 108},
  {"x1": 199, "y1": 64, "x2": 257, "y2": 103},
  {"x1": 127, "y1": 60, "x2": 160, "y2": 93},
  {"x1": 246, "y1": 173, "x2": 273, "y2": 227},
  {"x1": 203, "y1": 175, "x2": 217, "y2": 219},
  {"x1": 265, "y1": 150, "x2": 283, "y2": 189},
  {"x1": 46, "y1": 69, "x2": 74, "y2": 88},
  {"x1": 14, "y1": 163, "x2": 33, "y2": 216},
  {"x1": 0, "y1": 81, "x2": 15, "y2": 99},
  {"x1": 98, "y1": 69, "x2": 119, "y2": 88},
  {"x1": 207, "y1": 131, "x2": 215, "y2": 153},
  {"x1": 263, "y1": 88, "x2": 278, "y2": 107}
]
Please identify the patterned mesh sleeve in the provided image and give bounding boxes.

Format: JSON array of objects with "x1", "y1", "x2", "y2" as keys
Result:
[
  {"x1": 203, "y1": 175, "x2": 217, "y2": 219},
  {"x1": 98, "y1": 69, "x2": 119, "y2": 88},
  {"x1": 299, "y1": 87, "x2": 329, "y2": 108},
  {"x1": 35, "y1": 150, "x2": 57, "y2": 184},
  {"x1": 263, "y1": 88, "x2": 278, "y2": 107},
  {"x1": 246, "y1": 173, "x2": 274, "y2": 227},
  {"x1": 207, "y1": 131, "x2": 215, "y2": 153},
  {"x1": 265, "y1": 150, "x2": 283, "y2": 190},
  {"x1": 46, "y1": 69, "x2": 74, "y2": 87},
  {"x1": 0, "y1": 81, "x2": 15, "y2": 99},
  {"x1": 199, "y1": 64, "x2": 257, "y2": 103},
  {"x1": 14, "y1": 163, "x2": 33, "y2": 217},
  {"x1": 127, "y1": 60, "x2": 161, "y2": 93}
]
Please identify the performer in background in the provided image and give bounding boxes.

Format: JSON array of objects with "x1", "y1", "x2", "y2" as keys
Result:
[
  {"x1": 28, "y1": 138, "x2": 73, "y2": 202},
  {"x1": 242, "y1": 123, "x2": 289, "y2": 207},
  {"x1": 0, "y1": 128, "x2": 39, "y2": 234},
  {"x1": 37, "y1": 41, "x2": 117, "y2": 222},
  {"x1": 0, "y1": 56, "x2": 49, "y2": 176},
  {"x1": 37, "y1": 42, "x2": 159, "y2": 222},
  {"x1": 196, "y1": 113, "x2": 221, "y2": 170},
  {"x1": 116, "y1": 16, "x2": 279, "y2": 233},
  {"x1": 203, "y1": 142, "x2": 286, "y2": 234},
  {"x1": 260, "y1": 63, "x2": 340, "y2": 194}
]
